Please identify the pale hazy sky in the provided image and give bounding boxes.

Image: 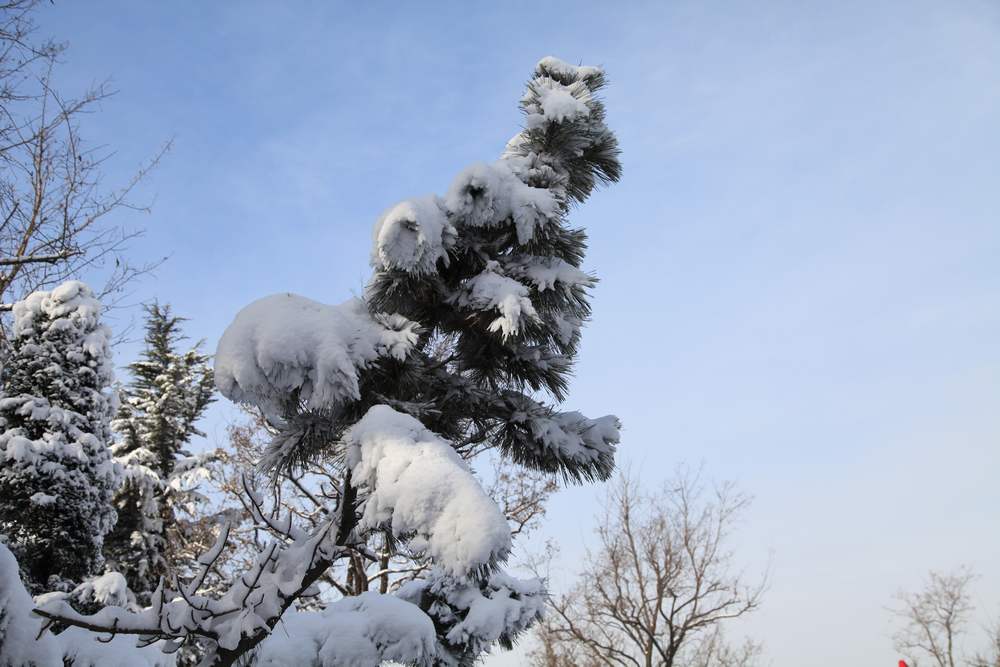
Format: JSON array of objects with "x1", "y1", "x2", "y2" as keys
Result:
[{"x1": 37, "y1": 1, "x2": 1000, "y2": 665}]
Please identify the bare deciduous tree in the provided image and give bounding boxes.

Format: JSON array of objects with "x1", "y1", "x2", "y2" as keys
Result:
[
  {"x1": 891, "y1": 567, "x2": 1000, "y2": 667},
  {"x1": 532, "y1": 468, "x2": 767, "y2": 667},
  {"x1": 892, "y1": 568, "x2": 975, "y2": 667},
  {"x1": 0, "y1": 0, "x2": 166, "y2": 330}
]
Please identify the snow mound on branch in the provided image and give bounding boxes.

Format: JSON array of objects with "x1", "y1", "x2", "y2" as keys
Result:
[
  {"x1": 0, "y1": 543, "x2": 61, "y2": 666},
  {"x1": 29, "y1": 492, "x2": 57, "y2": 506},
  {"x1": 72, "y1": 571, "x2": 128, "y2": 608},
  {"x1": 536, "y1": 56, "x2": 603, "y2": 81},
  {"x1": 256, "y1": 592, "x2": 437, "y2": 667},
  {"x1": 215, "y1": 295, "x2": 419, "y2": 415},
  {"x1": 459, "y1": 265, "x2": 538, "y2": 339},
  {"x1": 345, "y1": 406, "x2": 512, "y2": 576},
  {"x1": 526, "y1": 58, "x2": 603, "y2": 132},
  {"x1": 372, "y1": 196, "x2": 455, "y2": 274},
  {"x1": 444, "y1": 161, "x2": 560, "y2": 244}
]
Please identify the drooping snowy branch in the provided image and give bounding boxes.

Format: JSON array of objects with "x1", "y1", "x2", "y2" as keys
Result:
[
  {"x1": 0, "y1": 543, "x2": 174, "y2": 667},
  {"x1": 27, "y1": 406, "x2": 541, "y2": 666},
  {"x1": 497, "y1": 393, "x2": 620, "y2": 482}
]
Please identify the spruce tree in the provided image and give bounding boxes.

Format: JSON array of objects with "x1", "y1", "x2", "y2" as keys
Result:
[
  {"x1": 0, "y1": 281, "x2": 118, "y2": 594},
  {"x1": 105, "y1": 303, "x2": 215, "y2": 603}
]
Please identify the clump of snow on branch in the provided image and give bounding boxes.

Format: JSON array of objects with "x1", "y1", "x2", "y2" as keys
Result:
[
  {"x1": 443, "y1": 572, "x2": 545, "y2": 650},
  {"x1": 458, "y1": 264, "x2": 538, "y2": 339},
  {"x1": 444, "y1": 161, "x2": 560, "y2": 244},
  {"x1": 530, "y1": 411, "x2": 620, "y2": 464},
  {"x1": 524, "y1": 78, "x2": 591, "y2": 128},
  {"x1": 71, "y1": 571, "x2": 129, "y2": 608},
  {"x1": 255, "y1": 592, "x2": 437, "y2": 667},
  {"x1": 346, "y1": 406, "x2": 512, "y2": 576},
  {"x1": 535, "y1": 56, "x2": 603, "y2": 82},
  {"x1": 29, "y1": 491, "x2": 57, "y2": 506},
  {"x1": 506, "y1": 255, "x2": 594, "y2": 293},
  {"x1": 215, "y1": 295, "x2": 419, "y2": 415},
  {"x1": 372, "y1": 196, "x2": 455, "y2": 273}
]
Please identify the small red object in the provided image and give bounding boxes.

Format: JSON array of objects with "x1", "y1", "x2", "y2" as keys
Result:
[{"x1": 899, "y1": 661, "x2": 909, "y2": 667}]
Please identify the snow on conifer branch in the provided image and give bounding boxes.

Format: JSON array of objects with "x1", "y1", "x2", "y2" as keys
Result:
[
  {"x1": 345, "y1": 406, "x2": 512, "y2": 577},
  {"x1": 214, "y1": 294, "x2": 419, "y2": 418}
]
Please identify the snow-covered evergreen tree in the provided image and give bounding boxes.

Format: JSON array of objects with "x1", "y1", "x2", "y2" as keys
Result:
[
  {"x1": 37, "y1": 56, "x2": 621, "y2": 667},
  {"x1": 0, "y1": 281, "x2": 119, "y2": 594},
  {"x1": 105, "y1": 303, "x2": 215, "y2": 604}
]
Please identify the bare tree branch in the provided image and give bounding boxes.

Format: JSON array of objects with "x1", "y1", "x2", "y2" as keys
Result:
[{"x1": 0, "y1": 1, "x2": 166, "y2": 339}]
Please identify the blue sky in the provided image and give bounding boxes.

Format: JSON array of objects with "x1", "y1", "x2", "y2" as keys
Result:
[{"x1": 36, "y1": 1, "x2": 1000, "y2": 664}]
